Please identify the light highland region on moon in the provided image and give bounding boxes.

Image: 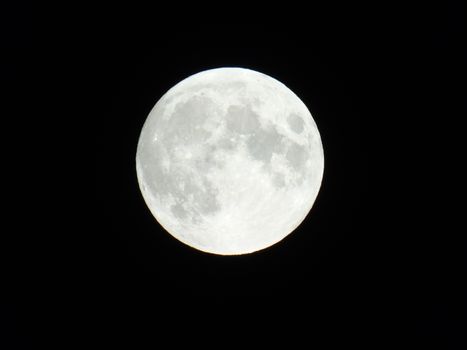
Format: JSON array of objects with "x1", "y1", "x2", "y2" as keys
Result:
[{"x1": 136, "y1": 68, "x2": 324, "y2": 255}]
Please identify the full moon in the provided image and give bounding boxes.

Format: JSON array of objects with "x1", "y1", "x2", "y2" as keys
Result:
[{"x1": 136, "y1": 68, "x2": 324, "y2": 255}]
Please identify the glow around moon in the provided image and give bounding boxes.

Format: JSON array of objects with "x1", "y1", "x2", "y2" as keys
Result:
[{"x1": 136, "y1": 68, "x2": 324, "y2": 255}]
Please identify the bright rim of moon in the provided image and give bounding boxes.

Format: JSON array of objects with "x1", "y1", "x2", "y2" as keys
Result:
[{"x1": 136, "y1": 67, "x2": 324, "y2": 255}]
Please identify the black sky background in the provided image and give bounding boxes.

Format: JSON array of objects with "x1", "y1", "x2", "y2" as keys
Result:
[{"x1": 3, "y1": 2, "x2": 465, "y2": 347}]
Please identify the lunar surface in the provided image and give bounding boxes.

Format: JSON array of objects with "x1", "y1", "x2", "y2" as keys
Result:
[{"x1": 136, "y1": 67, "x2": 324, "y2": 255}]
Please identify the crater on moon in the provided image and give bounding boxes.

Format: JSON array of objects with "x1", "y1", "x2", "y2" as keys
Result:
[
  {"x1": 287, "y1": 113, "x2": 305, "y2": 134},
  {"x1": 136, "y1": 68, "x2": 324, "y2": 255}
]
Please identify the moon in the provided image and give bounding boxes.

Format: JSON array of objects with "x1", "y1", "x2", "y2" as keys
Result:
[{"x1": 136, "y1": 67, "x2": 324, "y2": 255}]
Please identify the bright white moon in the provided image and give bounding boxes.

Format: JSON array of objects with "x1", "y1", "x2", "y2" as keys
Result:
[{"x1": 136, "y1": 67, "x2": 324, "y2": 255}]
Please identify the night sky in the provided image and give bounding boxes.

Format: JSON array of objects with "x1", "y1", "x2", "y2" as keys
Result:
[{"x1": 3, "y1": 2, "x2": 465, "y2": 347}]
